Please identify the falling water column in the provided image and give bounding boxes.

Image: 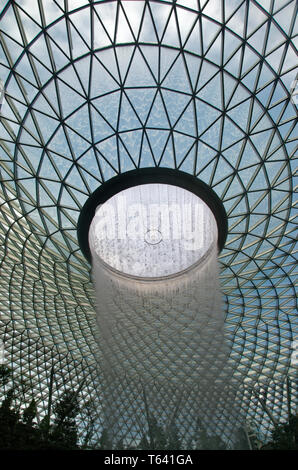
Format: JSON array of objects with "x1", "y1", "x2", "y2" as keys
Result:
[{"x1": 88, "y1": 182, "x2": 239, "y2": 448}]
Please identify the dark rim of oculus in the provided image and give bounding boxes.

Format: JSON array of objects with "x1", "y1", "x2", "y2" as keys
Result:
[{"x1": 77, "y1": 168, "x2": 228, "y2": 263}]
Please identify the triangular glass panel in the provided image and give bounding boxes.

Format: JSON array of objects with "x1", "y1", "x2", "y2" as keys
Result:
[
  {"x1": 93, "y1": 11, "x2": 113, "y2": 49},
  {"x1": 68, "y1": 57, "x2": 87, "y2": 97},
  {"x1": 118, "y1": 129, "x2": 143, "y2": 166},
  {"x1": 38, "y1": 183, "x2": 56, "y2": 207},
  {"x1": 15, "y1": 53, "x2": 39, "y2": 90},
  {"x1": 65, "y1": 165, "x2": 88, "y2": 193},
  {"x1": 250, "y1": 129, "x2": 273, "y2": 157},
  {"x1": 161, "y1": 9, "x2": 180, "y2": 47},
  {"x1": 251, "y1": 113, "x2": 273, "y2": 134},
  {"x1": 200, "y1": 117, "x2": 222, "y2": 149},
  {"x1": 38, "y1": 153, "x2": 59, "y2": 180},
  {"x1": 228, "y1": 98, "x2": 252, "y2": 134},
  {"x1": 222, "y1": 141, "x2": 243, "y2": 167},
  {"x1": 247, "y1": 2, "x2": 267, "y2": 36},
  {"x1": 50, "y1": 152, "x2": 73, "y2": 179},
  {"x1": 69, "y1": 8, "x2": 91, "y2": 50},
  {"x1": 19, "y1": 126, "x2": 40, "y2": 146},
  {"x1": 66, "y1": 127, "x2": 90, "y2": 158},
  {"x1": 228, "y1": 83, "x2": 251, "y2": 109},
  {"x1": 42, "y1": 180, "x2": 61, "y2": 202},
  {"x1": 96, "y1": 135, "x2": 119, "y2": 170},
  {"x1": 247, "y1": 23, "x2": 267, "y2": 52},
  {"x1": 90, "y1": 106, "x2": 115, "y2": 142},
  {"x1": 139, "y1": 133, "x2": 156, "y2": 168},
  {"x1": 119, "y1": 140, "x2": 137, "y2": 173},
  {"x1": 241, "y1": 65, "x2": 260, "y2": 91},
  {"x1": 183, "y1": 53, "x2": 201, "y2": 91},
  {"x1": 281, "y1": 45, "x2": 297, "y2": 75},
  {"x1": 146, "y1": 92, "x2": 169, "y2": 128},
  {"x1": 266, "y1": 45, "x2": 286, "y2": 72},
  {"x1": 223, "y1": 29, "x2": 242, "y2": 65},
  {"x1": 199, "y1": 72, "x2": 223, "y2": 109},
  {"x1": 149, "y1": 2, "x2": 173, "y2": 41},
  {"x1": 221, "y1": 116, "x2": 245, "y2": 150},
  {"x1": 138, "y1": 4, "x2": 158, "y2": 43},
  {"x1": 139, "y1": 45, "x2": 159, "y2": 81},
  {"x1": 203, "y1": 0, "x2": 223, "y2": 22},
  {"x1": 77, "y1": 148, "x2": 100, "y2": 179},
  {"x1": 226, "y1": 2, "x2": 246, "y2": 37},
  {"x1": 98, "y1": 155, "x2": 118, "y2": 182},
  {"x1": 94, "y1": 2, "x2": 117, "y2": 42},
  {"x1": 184, "y1": 17, "x2": 202, "y2": 56},
  {"x1": 125, "y1": 88, "x2": 156, "y2": 125},
  {"x1": 224, "y1": 48, "x2": 242, "y2": 77},
  {"x1": 159, "y1": 47, "x2": 181, "y2": 82},
  {"x1": 18, "y1": 8, "x2": 41, "y2": 43},
  {"x1": 122, "y1": 1, "x2": 145, "y2": 40},
  {"x1": 195, "y1": 142, "x2": 217, "y2": 174},
  {"x1": 161, "y1": 89, "x2": 190, "y2": 126},
  {"x1": 57, "y1": 79, "x2": 85, "y2": 118},
  {"x1": 32, "y1": 110, "x2": 59, "y2": 144},
  {"x1": 59, "y1": 65, "x2": 86, "y2": 98},
  {"x1": 173, "y1": 132, "x2": 196, "y2": 165},
  {"x1": 196, "y1": 60, "x2": 218, "y2": 92},
  {"x1": 1, "y1": 34, "x2": 25, "y2": 65},
  {"x1": 196, "y1": 160, "x2": 214, "y2": 185},
  {"x1": 266, "y1": 24, "x2": 286, "y2": 56},
  {"x1": 125, "y1": 48, "x2": 155, "y2": 87},
  {"x1": 196, "y1": 100, "x2": 221, "y2": 136},
  {"x1": 175, "y1": 7, "x2": 197, "y2": 45},
  {"x1": 178, "y1": 146, "x2": 196, "y2": 173},
  {"x1": 115, "y1": 45, "x2": 135, "y2": 84},
  {"x1": 273, "y1": 1, "x2": 296, "y2": 36},
  {"x1": 1, "y1": 6, "x2": 23, "y2": 43},
  {"x1": 91, "y1": 55, "x2": 119, "y2": 97},
  {"x1": 255, "y1": 84, "x2": 272, "y2": 108},
  {"x1": 80, "y1": 168, "x2": 101, "y2": 194},
  {"x1": 162, "y1": 54, "x2": 192, "y2": 93},
  {"x1": 146, "y1": 129, "x2": 170, "y2": 162},
  {"x1": 212, "y1": 158, "x2": 234, "y2": 186},
  {"x1": 116, "y1": 6, "x2": 135, "y2": 43},
  {"x1": 238, "y1": 140, "x2": 261, "y2": 169},
  {"x1": 16, "y1": 154, "x2": 34, "y2": 178},
  {"x1": 201, "y1": 16, "x2": 221, "y2": 55},
  {"x1": 171, "y1": 101, "x2": 196, "y2": 137},
  {"x1": 280, "y1": 69, "x2": 297, "y2": 94},
  {"x1": 224, "y1": 178, "x2": 244, "y2": 201},
  {"x1": 158, "y1": 137, "x2": 175, "y2": 168},
  {"x1": 48, "y1": 126, "x2": 72, "y2": 159},
  {"x1": 89, "y1": 104, "x2": 114, "y2": 142},
  {"x1": 47, "y1": 15, "x2": 71, "y2": 52},
  {"x1": 241, "y1": 47, "x2": 260, "y2": 76},
  {"x1": 119, "y1": 92, "x2": 142, "y2": 131},
  {"x1": 205, "y1": 34, "x2": 223, "y2": 64},
  {"x1": 91, "y1": 91, "x2": 120, "y2": 130}
]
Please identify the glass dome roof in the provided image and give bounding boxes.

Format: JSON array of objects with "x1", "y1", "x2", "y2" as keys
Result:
[{"x1": 0, "y1": 0, "x2": 297, "y2": 443}]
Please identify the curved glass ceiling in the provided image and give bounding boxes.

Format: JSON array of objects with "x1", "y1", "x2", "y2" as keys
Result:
[{"x1": 0, "y1": 0, "x2": 297, "y2": 443}]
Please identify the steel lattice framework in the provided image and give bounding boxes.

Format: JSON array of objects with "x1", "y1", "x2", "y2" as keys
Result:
[{"x1": 0, "y1": 0, "x2": 297, "y2": 446}]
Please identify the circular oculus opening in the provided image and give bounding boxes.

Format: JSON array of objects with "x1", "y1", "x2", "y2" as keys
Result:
[
  {"x1": 88, "y1": 183, "x2": 218, "y2": 279},
  {"x1": 78, "y1": 168, "x2": 228, "y2": 280}
]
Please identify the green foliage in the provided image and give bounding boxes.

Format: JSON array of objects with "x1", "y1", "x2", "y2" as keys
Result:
[
  {"x1": 195, "y1": 426, "x2": 227, "y2": 450},
  {"x1": 1, "y1": 365, "x2": 297, "y2": 450},
  {"x1": 0, "y1": 365, "x2": 11, "y2": 387},
  {"x1": 0, "y1": 366, "x2": 81, "y2": 449},
  {"x1": 261, "y1": 414, "x2": 298, "y2": 450}
]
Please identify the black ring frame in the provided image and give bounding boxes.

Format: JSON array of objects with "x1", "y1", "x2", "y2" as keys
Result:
[{"x1": 77, "y1": 168, "x2": 228, "y2": 263}]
